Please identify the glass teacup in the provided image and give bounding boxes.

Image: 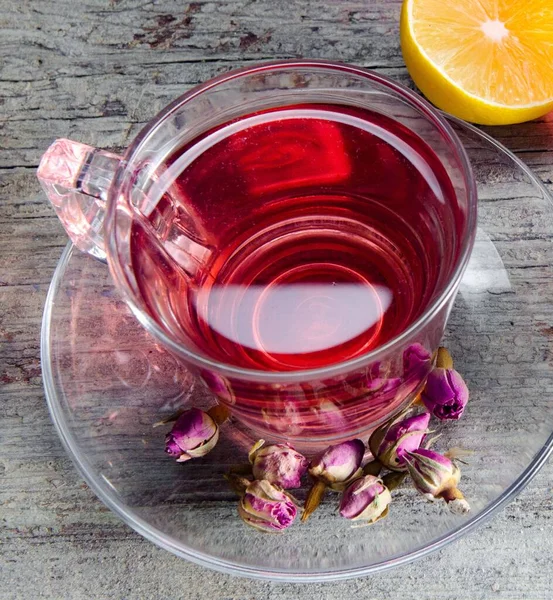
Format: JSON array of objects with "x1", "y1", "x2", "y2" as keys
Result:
[{"x1": 37, "y1": 60, "x2": 477, "y2": 444}]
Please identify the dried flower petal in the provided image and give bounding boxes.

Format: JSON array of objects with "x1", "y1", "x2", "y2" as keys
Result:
[
  {"x1": 422, "y1": 368, "x2": 469, "y2": 420},
  {"x1": 309, "y1": 439, "x2": 365, "y2": 487},
  {"x1": 339, "y1": 475, "x2": 392, "y2": 524},
  {"x1": 403, "y1": 343, "x2": 432, "y2": 374},
  {"x1": 164, "y1": 407, "x2": 219, "y2": 462},
  {"x1": 199, "y1": 369, "x2": 235, "y2": 404},
  {"x1": 369, "y1": 411, "x2": 430, "y2": 471},
  {"x1": 248, "y1": 440, "x2": 308, "y2": 489},
  {"x1": 302, "y1": 439, "x2": 365, "y2": 521},
  {"x1": 403, "y1": 448, "x2": 470, "y2": 513},
  {"x1": 238, "y1": 480, "x2": 297, "y2": 533}
]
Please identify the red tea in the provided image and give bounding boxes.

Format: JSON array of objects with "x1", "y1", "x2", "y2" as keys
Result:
[{"x1": 131, "y1": 104, "x2": 461, "y2": 372}]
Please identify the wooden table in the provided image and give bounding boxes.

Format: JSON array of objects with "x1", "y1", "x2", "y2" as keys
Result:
[{"x1": 2, "y1": 1, "x2": 553, "y2": 598}]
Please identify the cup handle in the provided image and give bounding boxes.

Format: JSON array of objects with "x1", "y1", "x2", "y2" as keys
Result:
[{"x1": 37, "y1": 139, "x2": 122, "y2": 261}]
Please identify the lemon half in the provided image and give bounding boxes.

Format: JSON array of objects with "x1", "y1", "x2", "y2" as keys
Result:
[{"x1": 400, "y1": 0, "x2": 553, "y2": 125}]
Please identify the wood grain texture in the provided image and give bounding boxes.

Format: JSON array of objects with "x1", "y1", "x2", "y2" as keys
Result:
[{"x1": 1, "y1": 1, "x2": 553, "y2": 598}]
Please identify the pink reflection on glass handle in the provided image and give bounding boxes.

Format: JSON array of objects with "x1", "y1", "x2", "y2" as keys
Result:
[{"x1": 37, "y1": 139, "x2": 122, "y2": 261}]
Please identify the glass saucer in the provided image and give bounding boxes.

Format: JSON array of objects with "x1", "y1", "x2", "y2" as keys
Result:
[{"x1": 41, "y1": 117, "x2": 553, "y2": 582}]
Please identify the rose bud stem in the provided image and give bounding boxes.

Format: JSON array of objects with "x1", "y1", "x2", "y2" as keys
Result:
[
  {"x1": 441, "y1": 486, "x2": 465, "y2": 501},
  {"x1": 228, "y1": 463, "x2": 254, "y2": 476},
  {"x1": 224, "y1": 473, "x2": 251, "y2": 496},
  {"x1": 363, "y1": 459, "x2": 383, "y2": 476},
  {"x1": 439, "y1": 487, "x2": 470, "y2": 514},
  {"x1": 206, "y1": 403, "x2": 230, "y2": 425},
  {"x1": 411, "y1": 392, "x2": 424, "y2": 407},
  {"x1": 301, "y1": 480, "x2": 327, "y2": 522},
  {"x1": 382, "y1": 471, "x2": 408, "y2": 492},
  {"x1": 436, "y1": 347, "x2": 454, "y2": 369}
]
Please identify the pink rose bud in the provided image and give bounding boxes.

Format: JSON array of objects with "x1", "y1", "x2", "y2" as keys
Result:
[
  {"x1": 302, "y1": 439, "x2": 365, "y2": 522},
  {"x1": 238, "y1": 480, "x2": 297, "y2": 533},
  {"x1": 368, "y1": 376, "x2": 403, "y2": 396},
  {"x1": 165, "y1": 407, "x2": 219, "y2": 462},
  {"x1": 369, "y1": 411, "x2": 431, "y2": 471},
  {"x1": 309, "y1": 439, "x2": 365, "y2": 488},
  {"x1": 403, "y1": 343, "x2": 432, "y2": 374},
  {"x1": 199, "y1": 369, "x2": 235, "y2": 404},
  {"x1": 361, "y1": 361, "x2": 402, "y2": 395},
  {"x1": 403, "y1": 448, "x2": 470, "y2": 514},
  {"x1": 339, "y1": 475, "x2": 392, "y2": 524},
  {"x1": 422, "y1": 368, "x2": 469, "y2": 420},
  {"x1": 364, "y1": 361, "x2": 387, "y2": 393},
  {"x1": 248, "y1": 440, "x2": 308, "y2": 489}
]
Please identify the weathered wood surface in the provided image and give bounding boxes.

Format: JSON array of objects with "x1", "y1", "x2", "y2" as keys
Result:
[{"x1": 2, "y1": 1, "x2": 553, "y2": 598}]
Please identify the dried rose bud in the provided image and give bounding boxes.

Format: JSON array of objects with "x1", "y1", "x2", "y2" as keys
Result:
[
  {"x1": 368, "y1": 376, "x2": 403, "y2": 396},
  {"x1": 339, "y1": 475, "x2": 392, "y2": 524},
  {"x1": 422, "y1": 368, "x2": 469, "y2": 420},
  {"x1": 403, "y1": 448, "x2": 470, "y2": 513},
  {"x1": 309, "y1": 439, "x2": 365, "y2": 488},
  {"x1": 361, "y1": 361, "x2": 402, "y2": 395},
  {"x1": 199, "y1": 369, "x2": 235, "y2": 404},
  {"x1": 261, "y1": 389, "x2": 305, "y2": 437},
  {"x1": 403, "y1": 343, "x2": 433, "y2": 374},
  {"x1": 366, "y1": 360, "x2": 385, "y2": 382},
  {"x1": 312, "y1": 398, "x2": 349, "y2": 432},
  {"x1": 238, "y1": 479, "x2": 297, "y2": 533},
  {"x1": 302, "y1": 439, "x2": 365, "y2": 522},
  {"x1": 248, "y1": 440, "x2": 308, "y2": 489},
  {"x1": 369, "y1": 411, "x2": 431, "y2": 471},
  {"x1": 164, "y1": 407, "x2": 219, "y2": 462},
  {"x1": 363, "y1": 361, "x2": 388, "y2": 393}
]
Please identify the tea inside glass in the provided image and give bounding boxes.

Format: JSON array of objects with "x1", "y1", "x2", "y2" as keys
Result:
[{"x1": 132, "y1": 103, "x2": 462, "y2": 373}]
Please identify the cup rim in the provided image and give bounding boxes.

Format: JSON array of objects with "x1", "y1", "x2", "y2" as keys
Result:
[{"x1": 105, "y1": 59, "x2": 478, "y2": 381}]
